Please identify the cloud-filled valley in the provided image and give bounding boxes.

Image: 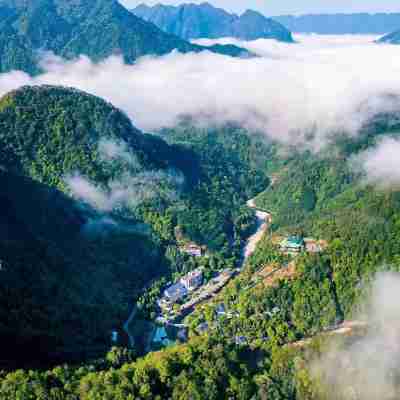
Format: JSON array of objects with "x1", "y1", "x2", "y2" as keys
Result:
[
  {"x1": 2, "y1": 34, "x2": 400, "y2": 184},
  {"x1": 0, "y1": 35, "x2": 398, "y2": 143}
]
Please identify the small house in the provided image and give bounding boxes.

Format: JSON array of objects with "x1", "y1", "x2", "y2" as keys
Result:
[
  {"x1": 180, "y1": 243, "x2": 204, "y2": 257},
  {"x1": 177, "y1": 328, "x2": 188, "y2": 342},
  {"x1": 111, "y1": 330, "x2": 118, "y2": 343},
  {"x1": 196, "y1": 322, "x2": 209, "y2": 335},
  {"x1": 180, "y1": 268, "x2": 203, "y2": 291},
  {"x1": 164, "y1": 282, "x2": 188, "y2": 303},
  {"x1": 153, "y1": 326, "x2": 172, "y2": 346},
  {"x1": 235, "y1": 335, "x2": 247, "y2": 345},
  {"x1": 280, "y1": 236, "x2": 305, "y2": 254},
  {"x1": 215, "y1": 303, "x2": 226, "y2": 317}
]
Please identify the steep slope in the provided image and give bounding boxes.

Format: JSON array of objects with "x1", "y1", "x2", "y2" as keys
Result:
[
  {"x1": 0, "y1": 168, "x2": 167, "y2": 369},
  {"x1": 274, "y1": 13, "x2": 400, "y2": 34},
  {"x1": 0, "y1": 0, "x2": 250, "y2": 74},
  {"x1": 0, "y1": 85, "x2": 188, "y2": 368},
  {"x1": 255, "y1": 120, "x2": 400, "y2": 315},
  {"x1": 0, "y1": 86, "x2": 271, "y2": 369},
  {"x1": 132, "y1": 2, "x2": 294, "y2": 42},
  {"x1": 378, "y1": 29, "x2": 400, "y2": 44},
  {"x1": 5, "y1": 120, "x2": 400, "y2": 399}
]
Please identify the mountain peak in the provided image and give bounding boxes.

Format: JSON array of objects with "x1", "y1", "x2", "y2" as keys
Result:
[
  {"x1": 132, "y1": 2, "x2": 293, "y2": 42},
  {"x1": 0, "y1": 0, "x2": 248, "y2": 74},
  {"x1": 241, "y1": 9, "x2": 264, "y2": 18}
]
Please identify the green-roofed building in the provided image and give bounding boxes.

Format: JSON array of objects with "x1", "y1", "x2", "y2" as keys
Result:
[
  {"x1": 153, "y1": 326, "x2": 173, "y2": 347},
  {"x1": 280, "y1": 236, "x2": 305, "y2": 254}
]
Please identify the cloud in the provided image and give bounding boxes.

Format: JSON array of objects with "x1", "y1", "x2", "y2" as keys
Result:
[
  {"x1": 98, "y1": 138, "x2": 141, "y2": 168},
  {"x1": 66, "y1": 169, "x2": 184, "y2": 211},
  {"x1": 1, "y1": 35, "x2": 400, "y2": 148},
  {"x1": 312, "y1": 272, "x2": 400, "y2": 400},
  {"x1": 65, "y1": 139, "x2": 185, "y2": 212},
  {"x1": 352, "y1": 136, "x2": 400, "y2": 188},
  {"x1": 66, "y1": 174, "x2": 111, "y2": 211}
]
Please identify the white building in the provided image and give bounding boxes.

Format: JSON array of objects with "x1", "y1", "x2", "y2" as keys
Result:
[
  {"x1": 181, "y1": 243, "x2": 203, "y2": 257},
  {"x1": 180, "y1": 268, "x2": 203, "y2": 291},
  {"x1": 163, "y1": 282, "x2": 188, "y2": 303}
]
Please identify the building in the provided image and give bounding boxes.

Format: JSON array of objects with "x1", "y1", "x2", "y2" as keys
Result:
[
  {"x1": 163, "y1": 282, "x2": 188, "y2": 303},
  {"x1": 215, "y1": 303, "x2": 226, "y2": 316},
  {"x1": 235, "y1": 335, "x2": 248, "y2": 345},
  {"x1": 180, "y1": 243, "x2": 204, "y2": 257},
  {"x1": 180, "y1": 268, "x2": 203, "y2": 291},
  {"x1": 280, "y1": 236, "x2": 305, "y2": 254},
  {"x1": 196, "y1": 322, "x2": 209, "y2": 335},
  {"x1": 177, "y1": 328, "x2": 188, "y2": 342},
  {"x1": 304, "y1": 238, "x2": 327, "y2": 253},
  {"x1": 111, "y1": 330, "x2": 118, "y2": 343},
  {"x1": 153, "y1": 326, "x2": 172, "y2": 346}
]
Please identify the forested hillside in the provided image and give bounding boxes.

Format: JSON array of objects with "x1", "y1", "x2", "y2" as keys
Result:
[
  {"x1": 0, "y1": 0, "x2": 250, "y2": 75},
  {"x1": 0, "y1": 85, "x2": 186, "y2": 367},
  {"x1": 158, "y1": 125, "x2": 269, "y2": 252},
  {"x1": 3, "y1": 109, "x2": 400, "y2": 398},
  {"x1": 0, "y1": 86, "x2": 270, "y2": 369}
]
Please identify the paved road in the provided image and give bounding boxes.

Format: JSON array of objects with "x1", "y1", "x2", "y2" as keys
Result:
[{"x1": 242, "y1": 199, "x2": 272, "y2": 261}]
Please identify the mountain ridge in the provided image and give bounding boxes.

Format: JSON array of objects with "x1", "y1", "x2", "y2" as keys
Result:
[
  {"x1": 274, "y1": 13, "x2": 400, "y2": 34},
  {"x1": 0, "y1": 0, "x2": 251, "y2": 74},
  {"x1": 132, "y1": 2, "x2": 294, "y2": 42},
  {"x1": 378, "y1": 29, "x2": 400, "y2": 44}
]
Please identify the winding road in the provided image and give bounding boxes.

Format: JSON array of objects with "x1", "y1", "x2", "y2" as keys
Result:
[
  {"x1": 242, "y1": 199, "x2": 272, "y2": 261},
  {"x1": 123, "y1": 194, "x2": 272, "y2": 349}
]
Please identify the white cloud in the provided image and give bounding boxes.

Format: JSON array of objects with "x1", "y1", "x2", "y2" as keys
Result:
[
  {"x1": 65, "y1": 139, "x2": 185, "y2": 212},
  {"x1": 353, "y1": 136, "x2": 400, "y2": 188},
  {"x1": 98, "y1": 138, "x2": 142, "y2": 169},
  {"x1": 313, "y1": 272, "x2": 400, "y2": 400},
  {"x1": 1, "y1": 35, "x2": 400, "y2": 148}
]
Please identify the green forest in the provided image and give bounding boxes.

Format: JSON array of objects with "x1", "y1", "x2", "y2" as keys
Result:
[
  {"x1": 0, "y1": 85, "x2": 269, "y2": 369},
  {"x1": 2, "y1": 85, "x2": 400, "y2": 399},
  {"x1": 0, "y1": 0, "x2": 249, "y2": 75}
]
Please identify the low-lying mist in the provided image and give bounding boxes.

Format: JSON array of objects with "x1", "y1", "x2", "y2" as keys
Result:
[
  {"x1": 0, "y1": 35, "x2": 397, "y2": 145},
  {"x1": 66, "y1": 138, "x2": 185, "y2": 212},
  {"x1": 312, "y1": 272, "x2": 400, "y2": 400},
  {"x1": 2, "y1": 34, "x2": 400, "y2": 184},
  {"x1": 352, "y1": 137, "x2": 400, "y2": 188}
]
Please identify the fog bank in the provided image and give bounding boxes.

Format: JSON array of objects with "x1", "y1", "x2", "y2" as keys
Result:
[
  {"x1": 353, "y1": 137, "x2": 400, "y2": 188},
  {"x1": 313, "y1": 272, "x2": 400, "y2": 400},
  {"x1": 1, "y1": 35, "x2": 400, "y2": 149}
]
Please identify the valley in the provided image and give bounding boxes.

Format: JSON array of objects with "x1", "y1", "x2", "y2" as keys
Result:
[
  {"x1": 1, "y1": 1, "x2": 400, "y2": 399},
  {"x1": 123, "y1": 189, "x2": 272, "y2": 354}
]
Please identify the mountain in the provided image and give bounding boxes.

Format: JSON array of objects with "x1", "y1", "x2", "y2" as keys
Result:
[
  {"x1": 274, "y1": 13, "x2": 400, "y2": 34},
  {"x1": 132, "y1": 2, "x2": 294, "y2": 42},
  {"x1": 0, "y1": 85, "x2": 189, "y2": 367},
  {"x1": 378, "y1": 29, "x2": 400, "y2": 44},
  {"x1": 0, "y1": 0, "x2": 251, "y2": 75},
  {"x1": 4, "y1": 112, "x2": 400, "y2": 398},
  {"x1": 0, "y1": 85, "x2": 270, "y2": 369}
]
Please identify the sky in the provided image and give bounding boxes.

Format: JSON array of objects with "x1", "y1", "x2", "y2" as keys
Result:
[{"x1": 121, "y1": 0, "x2": 400, "y2": 16}]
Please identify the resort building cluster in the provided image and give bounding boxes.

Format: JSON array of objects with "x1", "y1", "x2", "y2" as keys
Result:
[{"x1": 161, "y1": 268, "x2": 204, "y2": 304}]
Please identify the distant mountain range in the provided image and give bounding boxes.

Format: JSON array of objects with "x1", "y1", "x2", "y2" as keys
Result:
[
  {"x1": 273, "y1": 13, "x2": 400, "y2": 35},
  {"x1": 0, "y1": 0, "x2": 250, "y2": 75},
  {"x1": 378, "y1": 29, "x2": 400, "y2": 44},
  {"x1": 132, "y1": 2, "x2": 294, "y2": 42}
]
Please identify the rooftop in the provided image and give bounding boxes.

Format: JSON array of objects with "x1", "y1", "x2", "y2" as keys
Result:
[
  {"x1": 281, "y1": 235, "x2": 305, "y2": 248},
  {"x1": 164, "y1": 282, "x2": 188, "y2": 299}
]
